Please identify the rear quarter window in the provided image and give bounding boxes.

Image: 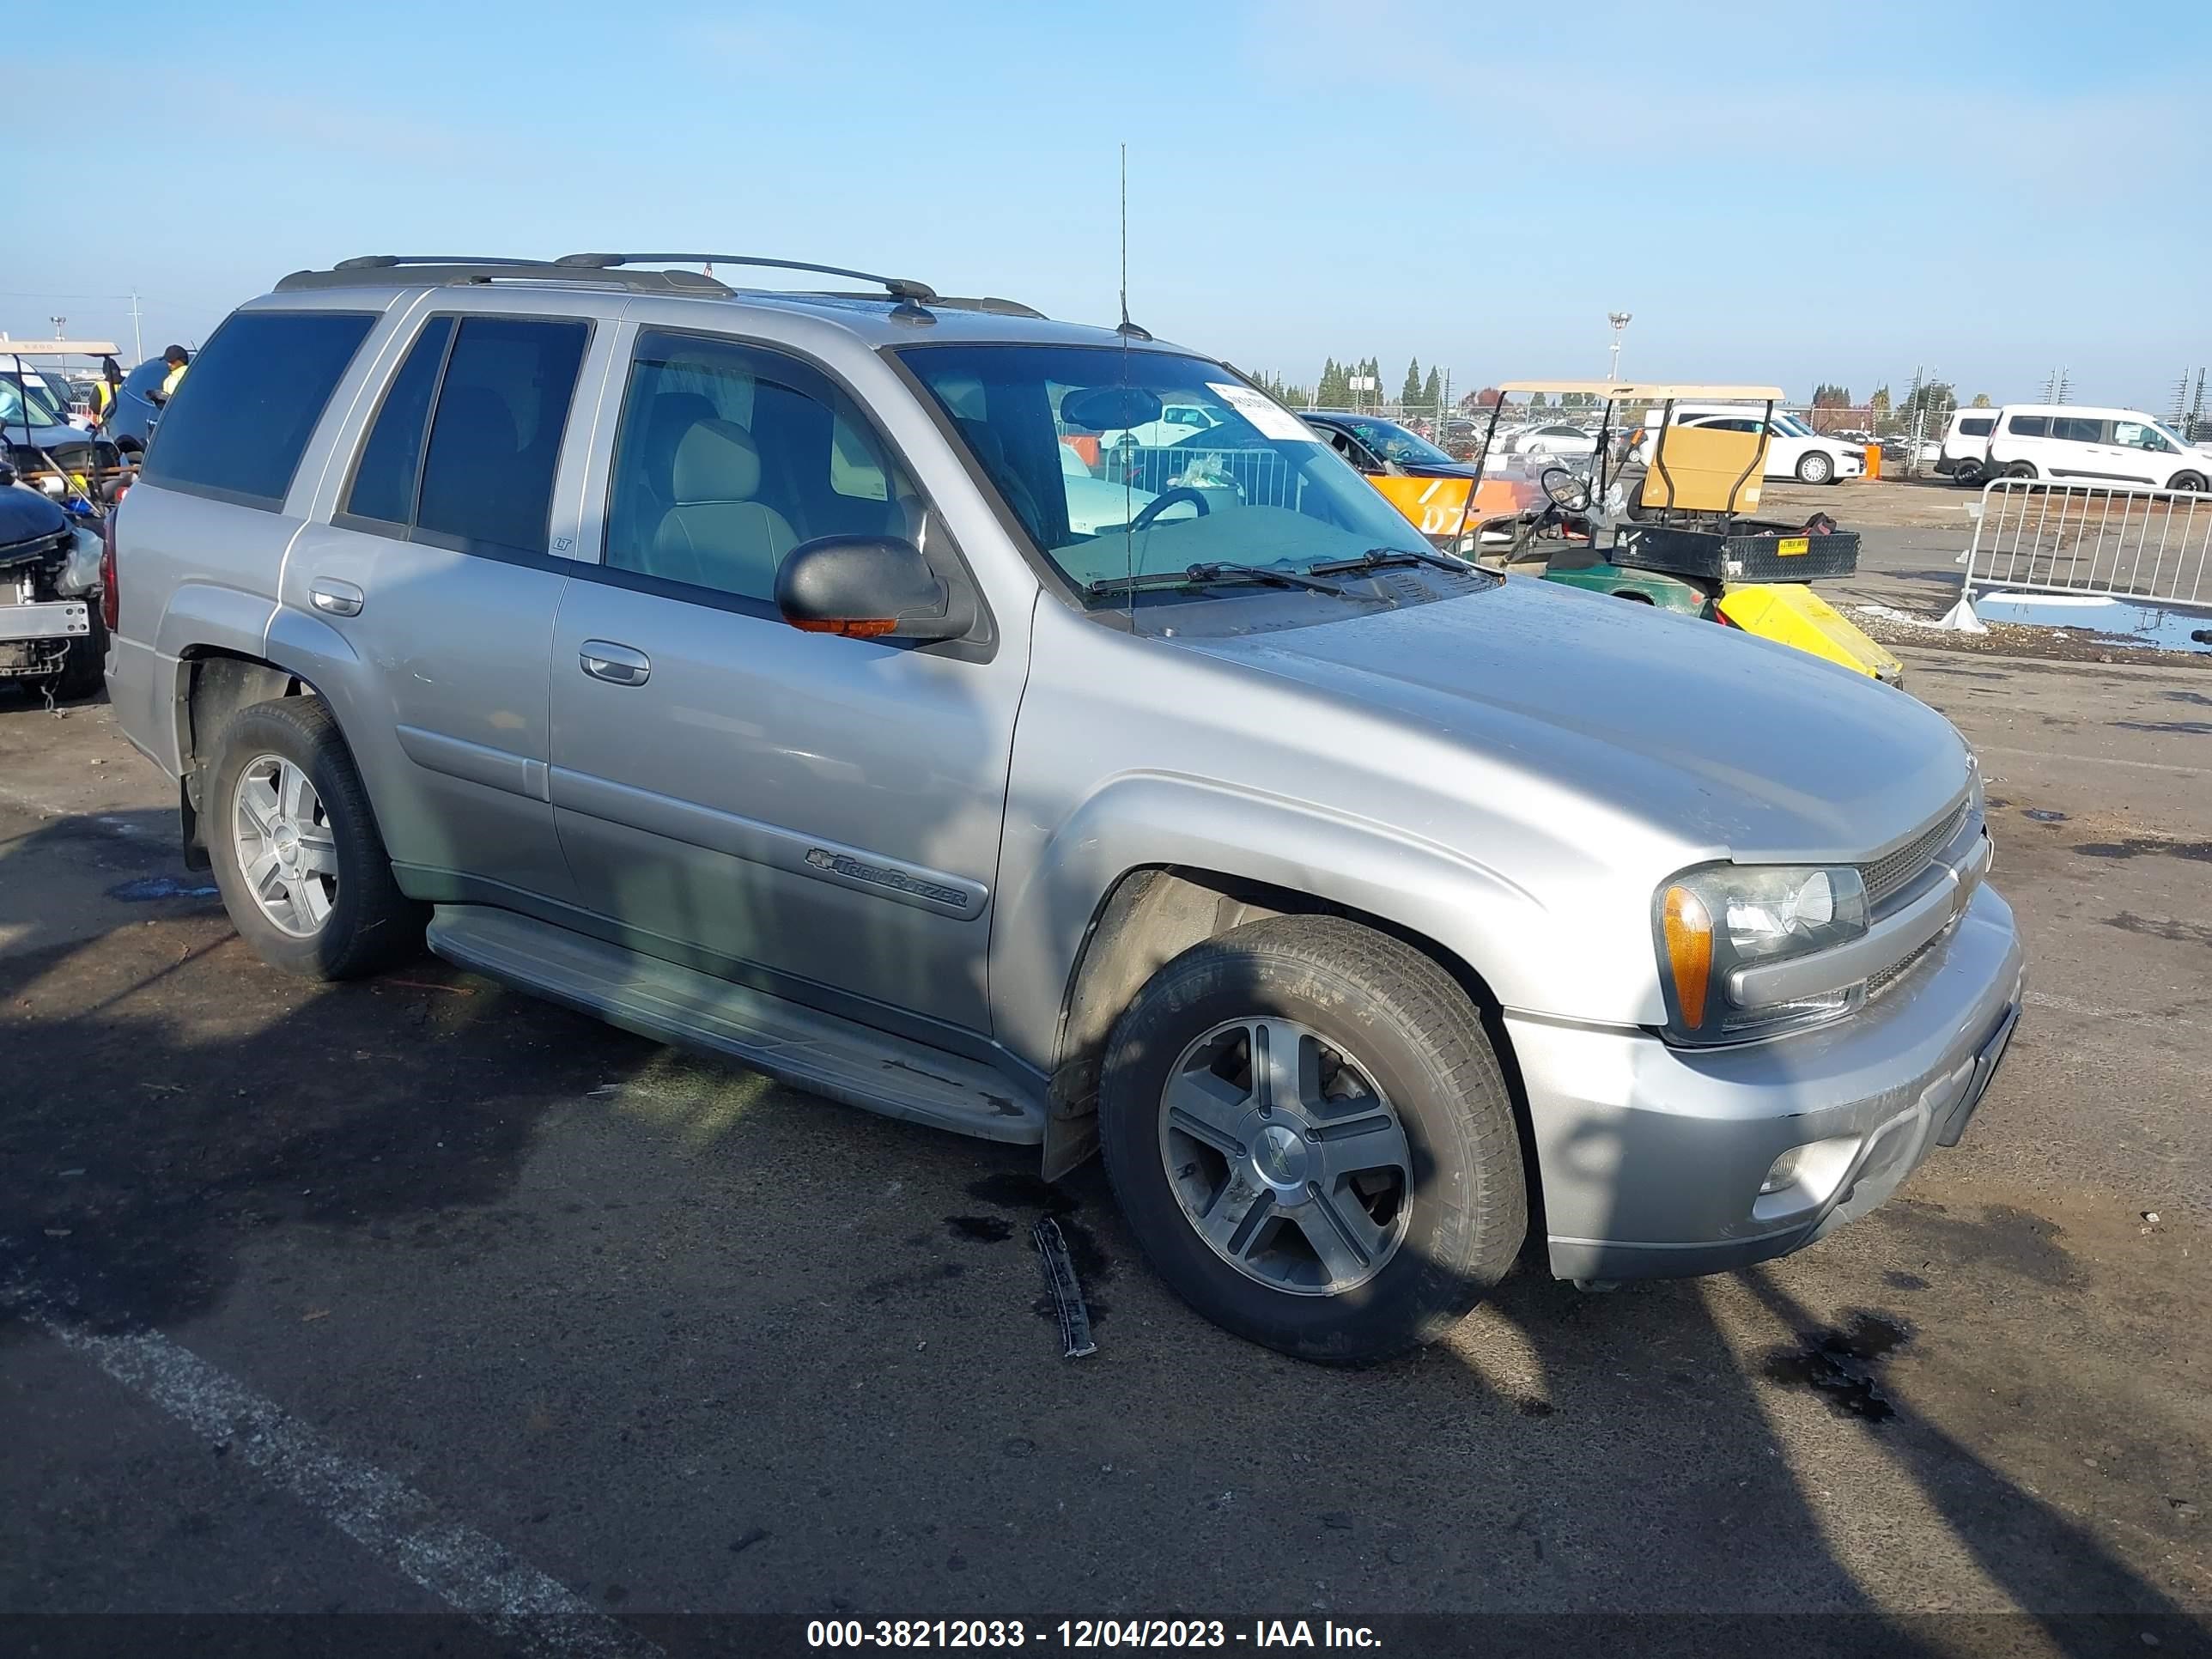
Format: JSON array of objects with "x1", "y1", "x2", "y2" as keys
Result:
[
  {"x1": 140, "y1": 310, "x2": 376, "y2": 507},
  {"x1": 1960, "y1": 416, "x2": 1994, "y2": 437}
]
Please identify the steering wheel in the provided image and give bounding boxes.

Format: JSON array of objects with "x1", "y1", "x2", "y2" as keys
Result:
[
  {"x1": 1127, "y1": 486, "x2": 1212, "y2": 532},
  {"x1": 1541, "y1": 466, "x2": 1592, "y2": 512}
]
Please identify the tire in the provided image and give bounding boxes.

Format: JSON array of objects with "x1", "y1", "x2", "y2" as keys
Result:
[
  {"x1": 1954, "y1": 463, "x2": 1983, "y2": 487},
  {"x1": 2006, "y1": 461, "x2": 2038, "y2": 481},
  {"x1": 1098, "y1": 915, "x2": 1527, "y2": 1364},
  {"x1": 1796, "y1": 452, "x2": 1834, "y2": 485},
  {"x1": 2168, "y1": 472, "x2": 2208, "y2": 495},
  {"x1": 205, "y1": 696, "x2": 424, "y2": 980}
]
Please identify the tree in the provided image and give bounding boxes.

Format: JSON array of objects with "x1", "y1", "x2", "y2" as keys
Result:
[
  {"x1": 1401, "y1": 357, "x2": 1424, "y2": 408},
  {"x1": 1869, "y1": 386, "x2": 1891, "y2": 413},
  {"x1": 1971, "y1": 392, "x2": 1993, "y2": 408},
  {"x1": 1422, "y1": 366, "x2": 1442, "y2": 410},
  {"x1": 1317, "y1": 357, "x2": 1349, "y2": 406},
  {"x1": 1471, "y1": 386, "x2": 1504, "y2": 408},
  {"x1": 1811, "y1": 382, "x2": 1852, "y2": 407},
  {"x1": 1528, "y1": 392, "x2": 1548, "y2": 409}
]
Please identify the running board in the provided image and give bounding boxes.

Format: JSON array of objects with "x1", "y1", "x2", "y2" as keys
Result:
[{"x1": 425, "y1": 905, "x2": 1045, "y2": 1145}]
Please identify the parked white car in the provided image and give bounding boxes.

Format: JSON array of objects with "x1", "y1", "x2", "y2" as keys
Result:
[
  {"x1": 1936, "y1": 410, "x2": 1999, "y2": 483},
  {"x1": 1644, "y1": 405, "x2": 1864, "y2": 485},
  {"x1": 1512, "y1": 422, "x2": 1600, "y2": 459},
  {"x1": 1979, "y1": 405, "x2": 2212, "y2": 493}
]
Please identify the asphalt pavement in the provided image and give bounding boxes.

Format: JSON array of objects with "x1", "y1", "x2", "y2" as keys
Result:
[{"x1": 1, "y1": 623, "x2": 2206, "y2": 1656}]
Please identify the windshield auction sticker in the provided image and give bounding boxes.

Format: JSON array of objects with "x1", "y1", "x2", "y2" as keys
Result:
[{"x1": 1208, "y1": 383, "x2": 1324, "y2": 443}]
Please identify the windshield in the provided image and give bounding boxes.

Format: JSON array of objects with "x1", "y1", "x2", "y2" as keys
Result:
[
  {"x1": 1772, "y1": 412, "x2": 1814, "y2": 437},
  {"x1": 900, "y1": 345, "x2": 1436, "y2": 597},
  {"x1": 0, "y1": 374, "x2": 70, "y2": 430},
  {"x1": 1335, "y1": 417, "x2": 1455, "y2": 465}
]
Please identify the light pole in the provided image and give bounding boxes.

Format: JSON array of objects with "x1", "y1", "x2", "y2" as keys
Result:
[
  {"x1": 50, "y1": 314, "x2": 67, "y2": 337},
  {"x1": 1607, "y1": 312, "x2": 1632, "y2": 382}
]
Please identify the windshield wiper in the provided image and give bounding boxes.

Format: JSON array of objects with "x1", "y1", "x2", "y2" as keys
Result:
[
  {"x1": 1085, "y1": 562, "x2": 1345, "y2": 599},
  {"x1": 1305, "y1": 546, "x2": 1476, "y2": 577}
]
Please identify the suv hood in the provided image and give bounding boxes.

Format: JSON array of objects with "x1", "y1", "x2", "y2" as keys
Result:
[{"x1": 1178, "y1": 578, "x2": 1969, "y2": 861}]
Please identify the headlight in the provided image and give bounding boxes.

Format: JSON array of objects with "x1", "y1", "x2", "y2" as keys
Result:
[{"x1": 1656, "y1": 864, "x2": 1869, "y2": 1044}]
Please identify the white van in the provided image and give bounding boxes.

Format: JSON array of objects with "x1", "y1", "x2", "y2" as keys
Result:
[
  {"x1": 1641, "y1": 404, "x2": 1863, "y2": 485},
  {"x1": 1982, "y1": 405, "x2": 2212, "y2": 492},
  {"x1": 1936, "y1": 410, "x2": 1999, "y2": 483}
]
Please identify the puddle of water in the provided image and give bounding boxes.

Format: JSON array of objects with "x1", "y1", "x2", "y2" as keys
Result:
[
  {"x1": 1973, "y1": 592, "x2": 2212, "y2": 653},
  {"x1": 107, "y1": 875, "x2": 220, "y2": 902}
]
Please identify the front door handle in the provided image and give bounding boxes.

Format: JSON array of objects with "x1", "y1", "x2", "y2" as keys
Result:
[
  {"x1": 580, "y1": 640, "x2": 651, "y2": 686},
  {"x1": 309, "y1": 578, "x2": 364, "y2": 617}
]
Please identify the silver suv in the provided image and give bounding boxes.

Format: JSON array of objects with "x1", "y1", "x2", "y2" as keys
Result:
[{"x1": 105, "y1": 254, "x2": 2023, "y2": 1363}]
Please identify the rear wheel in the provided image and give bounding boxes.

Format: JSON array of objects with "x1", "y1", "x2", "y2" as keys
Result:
[
  {"x1": 206, "y1": 697, "x2": 424, "y2": 979},
  {"x1": 1796, "y1": 452, "x2": 1835, "y2": 485},
  {"x1": 1954, "y1": 463, "x2": 1984, "y2": 487},
  {"x1": 1099, "y1": 916, "x2": 1526, "y2": 1364},
  {"x1": 2006, "y1": 461, "x2": 2039, "y2": 481}
]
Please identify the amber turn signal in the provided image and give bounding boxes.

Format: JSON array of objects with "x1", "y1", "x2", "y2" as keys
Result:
[
  {"x1": 788, "y1": 617, "x2": 898, "y2": 638},
  {"x1": 1662, "y1": 884, "x2": 1713, "y2": 1030}
]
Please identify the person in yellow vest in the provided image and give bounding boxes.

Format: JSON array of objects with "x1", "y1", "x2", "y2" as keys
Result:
[
  {"x1": 91, "y1": 356, "x2": 124, "y2": 427},
  {"x1": 155, "y1": 344, "x2": 191, "y2": 405}
]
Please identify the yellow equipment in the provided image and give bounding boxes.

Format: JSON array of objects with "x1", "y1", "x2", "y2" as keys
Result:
[{"x1": 1717, "y1": 582, "x2": 1903, "y2": 684}]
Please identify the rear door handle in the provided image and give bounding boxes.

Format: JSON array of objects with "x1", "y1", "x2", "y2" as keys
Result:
[
  {"x1": 309, "y1": 578, "x2": 364, "y2": 617},
  {"x1": 580, "y1": 640, "x2": 651, "y2": 686}
]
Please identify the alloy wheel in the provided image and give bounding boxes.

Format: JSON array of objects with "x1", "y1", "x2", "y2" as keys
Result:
[
  {"x1": 231, "y1": 755, "x2": 338, "y2": 938},
  {"x1": 1157, "y1": 1017, "x2": 1413, "y2": 1296}
]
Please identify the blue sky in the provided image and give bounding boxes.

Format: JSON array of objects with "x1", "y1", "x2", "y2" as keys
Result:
[{"x1": 12, "y1": 0, "x2": 2209, "y2": 409}]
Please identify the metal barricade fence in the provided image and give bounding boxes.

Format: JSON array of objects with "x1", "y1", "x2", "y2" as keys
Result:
[{"x1": 1941, "y1": 477, "x2": 2212, "y2": 629}]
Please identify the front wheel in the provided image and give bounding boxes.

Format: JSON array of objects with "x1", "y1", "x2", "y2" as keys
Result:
[
  {"x1": 2168, "y1": 471, "x2": 2209, "y2": 495},
  {"x1": 2006, "y1": 461, "x2": 2039, "y2": 481},
  {"x1": 1796, "y1": 452, "x2": 1835, "y2": 485},
  {"x1": 206, "y1": 696, "x2": 424, "y2": 979},
  {"x1": 1098, "y1": 916, "x2": 1527, "y2": 1364}
]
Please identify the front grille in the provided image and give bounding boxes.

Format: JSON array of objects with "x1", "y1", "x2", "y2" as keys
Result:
[
  {"x1": 1861, "y1": 800, "x2": 1970, "y2": 911},
  {"x1": 1868, "y1": 936, "x2": 1939, "y2": 999}
]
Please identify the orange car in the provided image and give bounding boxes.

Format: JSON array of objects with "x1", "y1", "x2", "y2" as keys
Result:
[{"x1": 1299, "y1": 411, "x2": 1537, "y2": 550}]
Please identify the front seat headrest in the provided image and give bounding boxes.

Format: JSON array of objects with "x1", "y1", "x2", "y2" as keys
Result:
[{"x1": 671, "y1": 418, "x2": 763, "y2": 504}]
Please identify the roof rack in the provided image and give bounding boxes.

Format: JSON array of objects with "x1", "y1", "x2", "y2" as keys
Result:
[
  {"x1": 556, "y1": 252, "x2": 939, "y2": 305},
  {"x1": 273, "y1": 253, "x2": 1046, "y2": 321},
  {"x1": 275, "y1": 258, "x2": 732, "y2": 295}
]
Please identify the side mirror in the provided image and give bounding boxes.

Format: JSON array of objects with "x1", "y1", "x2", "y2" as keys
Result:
[{"x1": 775, "y1": 535, "x2": 970, "y2": 642}]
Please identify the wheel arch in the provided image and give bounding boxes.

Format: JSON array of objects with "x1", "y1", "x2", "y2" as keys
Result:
[
  {"x1": 1040, "y1": 862, "x2": 1541, "y2": 1228},
  {"x1": 173, "y1": 611, "x2": 374, "y2": 867}
]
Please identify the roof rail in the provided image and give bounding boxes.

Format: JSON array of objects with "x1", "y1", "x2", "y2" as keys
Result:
[
  {"x1": 274, "y1": 258, "x2": 732, "y2": 295},
  {"x1": 556, "y1": 253, "x2": 939, "y2": 305},
  {"x1": 932, "y1": 296, "x2": 1047, "y2": 319}
]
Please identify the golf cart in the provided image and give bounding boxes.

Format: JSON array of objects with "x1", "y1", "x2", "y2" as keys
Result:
[
  {"x1": 1461, "y1": 380, "x2": 1903, "y2": 687},
  {"x1": 2, "y1": 339, "x2": 129, "y2": 699}
]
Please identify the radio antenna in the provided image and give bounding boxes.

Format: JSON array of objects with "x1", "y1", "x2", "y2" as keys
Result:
[
  {"x1": 1120, "y1": 143, "x2": 1135, "y2": 630},
  {"x1": 1119, "y1": 144, "x2": 1131, "y2": 331}
]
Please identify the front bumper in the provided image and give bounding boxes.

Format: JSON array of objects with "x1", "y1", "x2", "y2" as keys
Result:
[{"x1": 1508, "y1": 881, "x2": 2024, "y2": 1282}]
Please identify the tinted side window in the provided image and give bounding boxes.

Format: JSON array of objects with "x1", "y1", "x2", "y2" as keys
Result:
[
  {"x1": 602, "y1": 330, "x2": 921, "y2": 606},
  {"x1": 416, "y1": 317, "x2": 588, "y2": 556},
  {"x1": 1960, "y1": 416, "x2": 1994, "y2": 437},
  {"x1": 2008, "y1": 416, "x2": 2049, "y2": 437},
  {"x1": 2052, "y1": 416, "x2": 2104, "y2": 443},
  {"x1": 343, "y1": 316, "x2": 453, "y2": 526},
  {"x1": 142, "y1": 311, "x2": 374, "y2": 505}
]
